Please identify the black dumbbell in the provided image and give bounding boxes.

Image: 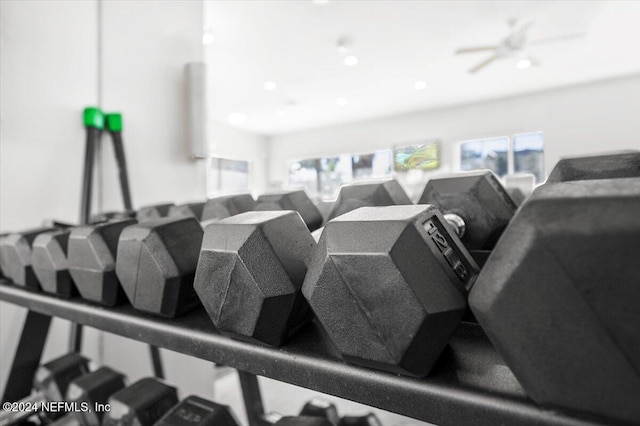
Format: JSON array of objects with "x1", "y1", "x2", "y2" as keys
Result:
[
  {"x1": 31, "y1": 229, "x2": 78, "y2": 297},
  {"x1": 0, "y1": 226, "x2": 62, "y2": 290},
  {"x1": 114, "y1": 194, "x2": 255, "y2": 317},
  {"x1": 469, "y1": 153, "x2": 640, "y2": 424},
  {"x1": 339, "y1": 414, "x2": 382, "y2": 426},
  {"x1": 194, "y1": 210, "x2": 316, "y2": 346},
  {"x1": 299, "y1": 399, "x2": 339, "y2": 426},
  {"x1": 103, "y1": 378, "x2": 178, "y2": 426},
  {"x1": 0, "y1": 353, "x2": 90, "y2": 426},
  {"x1": 116, "y1": 216, "x2": 203, "y2": 317},
  {"x1": 201, "y1": 194, "x2": 256, "y2": 222},
  {"x1": 168, "y1": 202, "x2": 206, "y2": 220},
  {"x1": 50, "y1": 367, "x2": 126, "y2": 426},
  {"x1": 298, "y1": 401, "x2": 382, "y2": 426},
  {"x1": 68, "y1": 218, "x2": 137, "y2": 306},
  {"x1": 255, "y1": 190, "x2": 323, "y2": 231},
  {"x1": 136, "y1": 203, "x2": 175, "y2": 223},
  {"x1": 275, "y1": 417, "x2": 333, "y2": 426},
  {"x1": 547, "y1": 150, "x2": 639, "y2": 183},
  {"x1": 418, "y1": 170, "x2": 517, "y2": 254},
  {"x1": 327, "y1": 180, "x2": 412, "y2": 221},
  {"x1": 303, "y1": 205, "x2": 479, "y2": 376},
  {"x1": 90, "y1": 211, "x2": 136, "y2": 224},
  {"x1": 153, "y1": 395, "x2": 239, "y2": 426}
]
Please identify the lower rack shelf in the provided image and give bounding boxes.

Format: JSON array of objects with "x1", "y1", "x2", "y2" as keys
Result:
[{"x1": 0, "y1": 281, "x2": 611, "y2": 426}]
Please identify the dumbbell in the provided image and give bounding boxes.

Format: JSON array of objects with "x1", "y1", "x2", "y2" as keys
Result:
[
  {"x1": 194, "y1": 210, "x2": 316, "y2": 346},
  {"x1": 339, "y1": 415, "x2": 382, "y2": 426},
  {"x1": 50, "y1": 367, "x2": 126, "y2": 426},
  {"x1": 546, "y1": 150, "x2": 639, "y2": 182},
  {"x1": 115, "y1": 194, "x2": 255, "y2": 317},
  {"x1": 168, "y1": 202, "x2": 206, "y2": 220},
  {"x1": 136, "y1": 203, "x2": 175, "y2": 223},
  {"x1": 417, "y1": 170, "x2": 517, "y2": 251},
  {"x1": 91, "y1": 211, "x2": 135, "y2": 224},
  {"x1": 326, "y1": 180, "x2": 412, "y2": 221},
  {"x1": 0, "y1": 233, "x2": 8, "y2": 279},
  {"x1": 201, "y1": 193, "x2": 255, "y2": 221},
  {"x1": 154, "y1": 395, "x2": 239, "y2": 426},
  {"x1": 68, "y1": 218, "x2": 137, "y2": 306},
  {"x1": 469, "y1": 153, "x2": 640, "y2": 424},
  {"x1": 505, "y1": 187, "x2": 525, "y2": 207},
  {"x1": 299, "y1": 399, "x2": 339, "y2": 426},
  {"x1": 302, "y1": 205, "x2": 479, "y2": 376},
  {"x1": 0, "y1": 353, "x2": 90, "y2": 426},
  {"x1": 255, "y1": 190, "x2": 323, "y2": 231},
  {"x1": 103, "y1": 378, "x2": 178, "y2": 426},
  {"x1": 298, "y1": 398, "x2": 383, "y2": 426},
  {"x1": 0, "y1": 226, "x2": 64, "y2": 290},
  {"x1": 275, "y1": 418, "x2": 333, "y2": 426},
  {"x1": 31, "y1": 228, "x2": 80, "y2": 298}
]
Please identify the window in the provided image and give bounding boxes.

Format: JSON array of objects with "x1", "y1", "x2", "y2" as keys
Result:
[
  {"x1": 459, "y1": 132, "x2": 545, "y2": 182},
  {"x1": 394, "y1": 141, "x2": 440, "y2": 171},
  {"x1": 289, "y1": 150, "x2": 392, "y2": 199},
  {"x1": 207, "y1": 158, "x2": 249, "y2": 197},
  {"x1": 460, "y1": 136, "x2": 509, "y2": 177},
  {"x1": 513, "y1": 132, "x2": 545, "y2": 182}
]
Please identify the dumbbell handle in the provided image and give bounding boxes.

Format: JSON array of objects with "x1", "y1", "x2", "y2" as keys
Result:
[
  {"x1": 444, "y1": 213, "x2": 466, "y2": 239},
  {"x1": 0, "y1": 392, "x2": 45, "y2": 426},
  {"x1": 50, "y1": 413, "x2": 82, "y2": 426}
]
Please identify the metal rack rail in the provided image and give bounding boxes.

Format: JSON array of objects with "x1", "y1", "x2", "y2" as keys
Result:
[{"x1": 0, "y1": 281, "x2": 616, "y2": 426}]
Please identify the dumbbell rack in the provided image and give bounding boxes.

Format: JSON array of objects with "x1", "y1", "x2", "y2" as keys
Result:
[{"x1": 0, "y1": 280, "x2": 615, "y2": 426}]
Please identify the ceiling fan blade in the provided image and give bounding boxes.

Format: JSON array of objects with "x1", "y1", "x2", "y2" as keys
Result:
[
  {"x1": 469, "y1": 54, "x2": 499, "y2": 74},
  {"x1": 528, "y1": 33, "x2": 585, "y2": 46},
  {"x1": 456, "y1": 46, "x2": 499, "y2": 54}
]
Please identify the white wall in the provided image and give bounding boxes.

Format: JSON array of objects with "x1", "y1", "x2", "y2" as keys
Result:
[
  {"x1": 268, "y1": 75, "x2": 640, "y2": 199},
  {"x1": 0, "y1": 0, "x2": 103, "y2": 396},
  {"x1": 0, "y1": 0, "x2": 265, "y2": 398}
]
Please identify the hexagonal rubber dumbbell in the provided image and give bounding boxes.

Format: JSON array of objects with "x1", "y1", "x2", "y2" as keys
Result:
[
  {"x1": 155, "y1": 395, "x2": 239, "y2": 426},
  {"x1": 547, "y1": 150, "x2": 640, "y2": 183},
  {"x1": 418, "y1": 170, "x2": 517, "y2": 251},
  {"x1": 32, "y1": 229, "x2": 77, "y2": 297},
  {"x1": 201, "y1": 194, "x2": 256, "y2": 221},
  {"x1": 303, "y1": 205, "x2": 479, "y2": 377},
  {"x1": 194, "y1": 211, "x2": 316, "y2": 346},
  {"x1": 68, "y1": 219, "x2": 136, "y2": 306},
  {"x1": 255, "y1": 191, "x2": 323, "y2": 231},
  {"x1": 469, "y1": 177, "x2": 640, "y2": 424},
  {"x1": 116, "y1": 217, "x2": 203, "y2": 317},
  {"x1": 136, "y1": 203, "x2": 175, "y2": 223},
  {"x1": 91, "y1": 211, "x2": 135, "y2": 224},
  {"x1": 168, "y1": 202, "x2": 205, "y2": 220},
  {"x1": 327, "y1": 179, "x2": 412, "y2": 221},
  {"x1": 104, "y1": 378, "x2": 179, "y2": 426},
  {"x1": 299, "y1": 399, "x2": 339, "y2": 426},
  {"x1": 0, "y1": 227, "x2": 58, "y2": 290},
  {"x1": 61, "y1": 367, "x2": 127, "y2": 426}
]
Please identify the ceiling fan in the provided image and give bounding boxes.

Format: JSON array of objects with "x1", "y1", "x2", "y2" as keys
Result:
[{"x1": 456, "y1": 19, "x2": 585, "y2": 74}]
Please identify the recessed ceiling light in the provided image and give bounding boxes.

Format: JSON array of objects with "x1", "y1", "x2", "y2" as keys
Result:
[
  {"x1": 277, "y1": 109, "x2": 286, "y2": 117},
  {"x1": 228, "y1": 113, "x2": 247, "y2": 125},
  {"x1": 312, "y1": 0, "x2": 330, "y2": 5},
  {"x1": 414, "y1": 81, "x2": 427, "y2": 90},
  {"x1": 516, "y1": 58, "x2": 532, "y2": 70},
  {"x1": 343, "y1": 55, "x2": 358, "y2": 66},
  {"x1": 336, "y1": 97, "x2": 347, "y2": 106},
  {"x1": 264, "y1": 81, "x2": 277, "y2": 91}
]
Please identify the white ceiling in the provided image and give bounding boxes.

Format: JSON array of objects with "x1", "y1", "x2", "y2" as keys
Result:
[{"x1": 204, "y1": 0, "x2": 640, "y2": 135}]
